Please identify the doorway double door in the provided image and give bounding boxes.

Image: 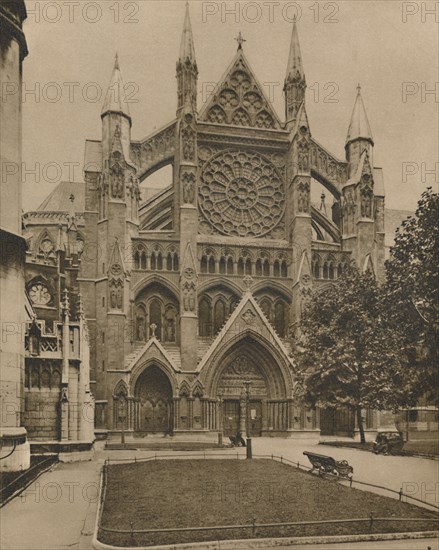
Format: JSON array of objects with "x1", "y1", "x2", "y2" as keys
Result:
[{"x1": 222, "y1": 399, "x2": 262, "y2": 437}]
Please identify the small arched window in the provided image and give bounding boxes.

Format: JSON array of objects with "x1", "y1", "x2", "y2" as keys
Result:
[
  {"x1": 263, "y1": 259, "x2": 270, "y2": 276},
  {"x1": 245, "y1": 258, "x2": 252, "y2": 275},
  {"x1": 201, "y1": 256, "x2": 208, "y2": 273},
  {"x1": 219, "y1": 257, "x2": 226, "y2": 274},
  {"x1": 237, "y1": 258, "x2": 244, "y2": 275},
  {"x1": 166, "y1": 253, "x2": 173, "y2": 271},
  {"x1": 274, "y1": 260, "x2": 280, "y2": 277},
  {"x1": 208, "y1": 256, "x2": 215, "y2": 274}
]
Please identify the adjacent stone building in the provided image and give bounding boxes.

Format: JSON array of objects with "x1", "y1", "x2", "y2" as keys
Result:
[
  {"x1": 0, "y1": 0, "x2": 30, "y2": 470},
  {"x1": 0, "y1": 1, "x2": 94, "y2": 466}
]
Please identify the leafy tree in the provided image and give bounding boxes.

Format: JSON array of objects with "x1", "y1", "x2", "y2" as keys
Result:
[
  {"x1": 384, "y1": 188, "x2": 439, "y2": 403},
  {"x1": 297, "y1": 267, "x2": 416, "y2": 443}
]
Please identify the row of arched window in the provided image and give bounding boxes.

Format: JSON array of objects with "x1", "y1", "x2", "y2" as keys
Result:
[
  {"x1": 198, "y1": 294, "x2": 289, "y2": 338},
  {"x1": 134, "y1": 249, "x2": 179, "y2": 272},
  {"x1": 312, "y1": 255, "x2": 348, "y2": 280},
  {"x1": 200, "y1": 255, "x2": 288, "y2": 278},
  {"x1": 25, "y1": 362, "x2": 61, "y2": 390},
  {"x1": 199, "y1": 295, "x2": 239, "y2": 337},
  {"x1": 135, "y1": 299, "x2": 178, "y2": 343}
]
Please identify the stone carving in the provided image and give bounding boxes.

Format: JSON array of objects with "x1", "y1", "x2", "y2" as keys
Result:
[
  {"x1": 109, "y1": 280, "x2": 123, "y2": 309},
  {"x1": 182, "y1": 172, "x2": 196, "y2": 204},
  {"x1": 243, "y1": 275, "x2": 254, "y2": 291},
  {"x1": 198, "y1": 149, "x2": 285, "y2": 237},
  {"x1": 182, "y1": 281, "x2": 196, "y2": 312},
  {"x1": 109, "y1": 152, "x2": 125, "y2": 199},
  {"x1": 360, "y1": 185, "x2": 373, "y2": 218},
  {"x1": 218, "y1": 356, "x2": 267, "y2": 396},
  {"x1": 182, "y1": 125, "x2": 195, "y2": 161},
  {"x1": 201, "y1": 57, "x2": 279, "y2": 129},
  {"x1": 242, "y1": 309, "x2": 256, "y2": 325},
  {"x1": 297, "y1": 180, "x2": 310, "y2": 213},
  {"x1": 297, "y1": 138, "x2": 310, "y2": 172}
]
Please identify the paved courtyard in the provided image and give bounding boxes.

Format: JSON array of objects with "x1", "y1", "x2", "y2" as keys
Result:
[{"x1": 0, "y1": 438, "x2": 437, "y2": 549}]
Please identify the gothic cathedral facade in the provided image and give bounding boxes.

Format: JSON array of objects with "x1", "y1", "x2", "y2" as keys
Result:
[{"x1": 26, "y1": 6, "x2": 386, "y2": 439}]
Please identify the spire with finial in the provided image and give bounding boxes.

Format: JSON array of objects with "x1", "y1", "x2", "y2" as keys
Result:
[
  {"x1": 101, "y1": 53, "x2": 131, "y2": 123},
  {"x1": 176, "y1": 2, "x2": 198, "y2": 114},
  {"x1": 179, "y1": 2, "x2": 196, "y2": 63},
  {"x1": 346, "y1": 84, "x2": 373, "y2": 146},
  {"x1": 286, "y1": 17, "x2": 304, "y2": 80},
  {"x1": 284, "y1": 18, "x2": 306, "y2": 126}
]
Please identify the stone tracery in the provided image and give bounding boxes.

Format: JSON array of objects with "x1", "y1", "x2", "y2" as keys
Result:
[{"x1": 198, "y1": 149, "x2": 285, "y2": 237}]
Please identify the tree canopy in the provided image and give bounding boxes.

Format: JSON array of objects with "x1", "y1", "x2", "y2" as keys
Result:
[
  {"x1": 297, "y1": 267, "x2": 417, "y2": 442},
  {"x1": 384, "y1": 187, "x2": 439, "y2": 403}
]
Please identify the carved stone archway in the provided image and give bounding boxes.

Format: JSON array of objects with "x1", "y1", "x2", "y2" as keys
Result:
[
  {"x1": 134, "y1": 365, "x2": 173, "y2": 433},
  {"x1": 209, "y1": 336, "x2": 290, "y2": 436}
]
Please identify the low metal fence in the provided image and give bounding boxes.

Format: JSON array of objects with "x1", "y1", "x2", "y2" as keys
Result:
[
  {"x1": 0, "y1": 454, "x2": 58, "y2": 507},
  {"x1": 96, "y1": 451, "x2": 439, "y2": 546},
  {"x1": 102, "y1": 451, "x2": 439, "y2": 511}
]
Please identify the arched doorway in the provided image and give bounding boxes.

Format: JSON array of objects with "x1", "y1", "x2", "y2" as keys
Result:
[
  {"x1": 209, "y1": 335, "x2": 290, "y2": 437},
  {"x1": 218, "y1": 355, "x2": 268, "y2": 437},
  {"x1": 134, "y1": 366, "x2": 173, "y2": 433}
]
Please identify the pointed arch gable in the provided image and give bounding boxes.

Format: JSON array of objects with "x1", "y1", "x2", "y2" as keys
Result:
[
  {"x1": 197, "y1": 277, "x2": 242, "y2": 298},
  {"x1": 202, "y1": 330, "x2": 293, "y2": 399},
  {"x1": 192, "y1": 381, "x2": 204, "y2": 398},
  {"x1": 130, "y1": 357, "x2": 178, "y2": 397},
  {"x1": 113, "y1": 379, "x2": 129, "y2": 397},
  {"x1": 133, "y1": 274, "x2": 180, "y2": 300},
  {"x1": 178, "y1": 380, "x2": 191, "y2": 397},
  {"x1": 251, "y1": 280, "x2": 292, "y2": 302}
]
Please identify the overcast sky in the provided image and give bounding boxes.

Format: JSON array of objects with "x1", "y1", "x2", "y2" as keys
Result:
[{"x1": 20, "y1": 0, "x2": 438, "y2": 212}]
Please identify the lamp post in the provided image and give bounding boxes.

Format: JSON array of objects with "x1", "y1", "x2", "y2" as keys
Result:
[
  {"x1": 118, "y1": 394, "x2": 127, "y2": 446},
  {"x1": 243, "y1": 380, "x2": 252, "y2": 459},
  {"x1": 218, "y1": 389, "x2": 224, "y2": 447}
]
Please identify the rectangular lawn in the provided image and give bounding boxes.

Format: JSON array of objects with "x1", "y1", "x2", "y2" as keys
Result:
[{"x1": 99, "y1": 458, "x2": 437, "y2": 547}]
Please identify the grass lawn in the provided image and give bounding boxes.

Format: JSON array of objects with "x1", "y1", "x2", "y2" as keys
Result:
[
  {"x1": 320, "y1": 439, "x2": 439, "y2": 457},
  {"x1": 99, "y1": 459, "x2": 438, "y2": 547}
]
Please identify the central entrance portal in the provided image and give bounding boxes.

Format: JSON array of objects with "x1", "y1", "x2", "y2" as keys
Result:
[
  {"x1": 218, "y1": 355, "x2": 267, "y2": 438},
  {"x1": 135, "y1": 365, "x2": 173, "y2": 433}
]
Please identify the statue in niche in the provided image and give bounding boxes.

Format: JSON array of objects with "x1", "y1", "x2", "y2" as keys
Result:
[
  {"x1": 361, "y1": 187, "x2": 373, "y2": 218},
  {"x1": 136, "y1": 314, "x2": 146, "y2": 341},
  {"x1": 182, "y1": 282, "x2": 195, "y2": 312},
  {"x1": 182, "y1": 173, "x2": 196, "y2": 204},
  {"x1": 164, "y1": 314, "x2": 176, "y2": 342},
  {"x1": 116, "y1": 286, "x2": 123, "y2": 309},
  {"x1": 110, "y1": 160, "x2": 124, "y2": 199},
  {"x1": 297, "y1": 181, "x2": 310, "y2": 213},
  {"x1": 297, "y1": 139, "x2": 309, "y2": 172},
  {"x1": 110, "y1": 288, "x2": 117, "y2": 309},
  {"x1": 182, "y1": 126, "x2": 195, "y2": 161}
]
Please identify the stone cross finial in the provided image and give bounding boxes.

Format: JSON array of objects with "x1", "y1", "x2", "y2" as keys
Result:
[
  {"x1": 235, "y1": 31, "x2": 246, "y2": 50},
  {"x1": 150, "y1": 323, "x2": 157, "y2": 338},
  {"x1": 243, "y1": 275, "x2": 254, "y2": 291}
]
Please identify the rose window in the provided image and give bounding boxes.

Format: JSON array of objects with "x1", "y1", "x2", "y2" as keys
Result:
[{"x1": 199, "y1": 150, "x2": 285, "y2": 237}]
